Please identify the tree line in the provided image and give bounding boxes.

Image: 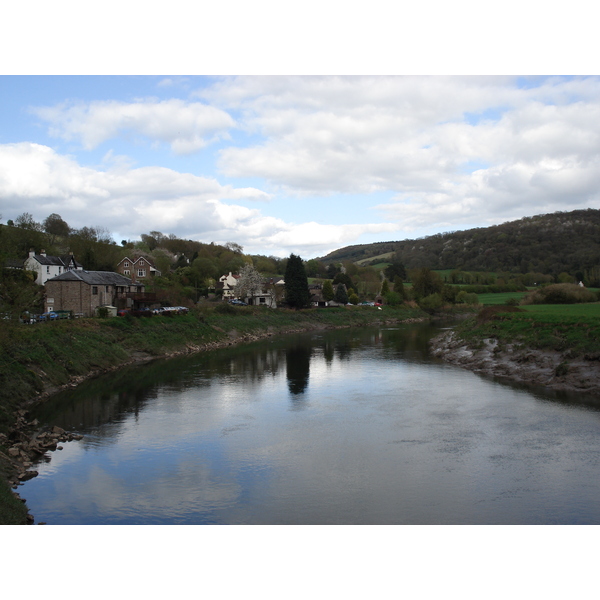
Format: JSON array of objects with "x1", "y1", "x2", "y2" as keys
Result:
[{"x1": 319, "y1": 209, "x2": 600, "y2": 285}]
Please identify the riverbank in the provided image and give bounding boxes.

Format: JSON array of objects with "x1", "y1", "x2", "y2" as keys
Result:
[
  {"x1": 0, "y1": 304, "x2": 427, "y2": 524},
  {"x1": 429, "y1": 306, "x2": 600, "y2": 397}
]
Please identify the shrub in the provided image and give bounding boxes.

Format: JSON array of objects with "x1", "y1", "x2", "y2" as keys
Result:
[
  {"x1": 214, "y1": 302, "x2": 237, "y2": 315},
  {"x1": 96, "y1": 306, "x2": 109, "y2": 318},
  {"x1": 522, "y1": 283, "x2": 597, "y2": 305},
  {"x1": 384, "y1": 291, "x2": 403, "y2": 306},
  {"x1": 456, "y1": 290, "x2": 479, "y2": 305},
  {"x1": 418, "y1": 293, "x2": 443, "y2": 314}
]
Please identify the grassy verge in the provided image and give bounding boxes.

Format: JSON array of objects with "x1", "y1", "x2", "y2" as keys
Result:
[{"x1": 453, "y1": 303, "x2": 600, "y2": 355}]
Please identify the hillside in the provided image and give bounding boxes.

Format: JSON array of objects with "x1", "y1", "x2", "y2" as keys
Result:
[{"x1": 319, "y1": 209, "x2": 600, "y2": 281}]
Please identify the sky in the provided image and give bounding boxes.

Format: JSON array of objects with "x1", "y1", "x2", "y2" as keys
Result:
[
  {"x1": 1, "y1": 6, "x2": 600, "y2": 265},
  {"x1": 4, "y1": 74, "x2": 600, "y2": 260}
]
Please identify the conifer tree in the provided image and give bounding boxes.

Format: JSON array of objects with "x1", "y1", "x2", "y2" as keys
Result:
[
  {"x1": 284, "y1": 254, "x2": 311, "y2": 309},
  {"x1": 322, "y1": 279, "x2": 334, "y2": 302}
]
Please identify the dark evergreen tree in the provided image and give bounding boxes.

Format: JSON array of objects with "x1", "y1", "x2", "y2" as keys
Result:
[
  {"x1": 284, "y1": 253, "x2": 311, "y2": 309},
  {"x1": 322, "y1": 279, "x2": 334, "y2": 302},
  {"x1": 334, "y1": 283, "x2": 348, "y2": 304},
  {"x1": 384, "y1": 261, "x2": 406, "y2": 281},
  {"x1": 333, "y1": 272, "x2": 353, "y2": 290}
]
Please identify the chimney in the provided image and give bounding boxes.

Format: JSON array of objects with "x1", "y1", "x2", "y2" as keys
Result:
[
  {"x1": 29, "y1": 248, "x2": 35, "y2": 258},
  {"x1": 40, "y1": 249, "x2": 46, "y2": 257}
]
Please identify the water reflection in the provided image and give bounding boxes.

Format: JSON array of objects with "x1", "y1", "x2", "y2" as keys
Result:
[
  {"x1": 22, "y1": 322, "x2": 600, "y2": 525},
  {"x1": 286, "y1": 344, "x2": 311, "y2": 398}
]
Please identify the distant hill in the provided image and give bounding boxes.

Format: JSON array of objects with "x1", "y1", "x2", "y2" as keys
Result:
[{"x1": 319, "y1": 209, "x2": 600, "y2": 279}]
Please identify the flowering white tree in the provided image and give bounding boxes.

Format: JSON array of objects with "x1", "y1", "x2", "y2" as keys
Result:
[{"x1": 235, "y1": 264, "x2": 263, "y2": 301}]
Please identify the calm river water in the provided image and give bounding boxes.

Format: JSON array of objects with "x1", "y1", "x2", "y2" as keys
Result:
[{"x1": 20, "y1": 322, "x2": 600, "y2": 525}]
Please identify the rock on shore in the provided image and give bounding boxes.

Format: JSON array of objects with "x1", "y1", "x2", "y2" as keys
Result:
[
  {"x1": 430, "y1": 330, "x2": 600, "y2": 396},
  {"x1": 0, "y1": 411, "x2": 84, "y2": 522}
]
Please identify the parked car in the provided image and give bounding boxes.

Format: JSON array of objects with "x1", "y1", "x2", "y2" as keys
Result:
[
  {"x1": 130, "y1": 307, "x2": 153, "y2": 317},
  {"x1": 38, "y1": 311, "x2": 59, "y2": 321},
  {"x1": 229, "y1": 299, "x2": 248, "y2": 306},
  {"x1": 117, "y1": 309, "x2": 130, "y2": 317}
]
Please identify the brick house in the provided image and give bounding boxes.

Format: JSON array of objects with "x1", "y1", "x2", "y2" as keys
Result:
[
  {"x1": 116, "y1": 256, "x2": 161, "y2": 283},
  {"x1": 24, "y1": 249, "x2": 83, "y2": 286},
  {"x1": 45, "y1": 270, "x2": 151, "y2": 316}
]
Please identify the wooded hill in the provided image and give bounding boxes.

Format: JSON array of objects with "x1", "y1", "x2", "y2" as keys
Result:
[{"x1": 319, "y1": 209, "x2": 600, "y2": 282}]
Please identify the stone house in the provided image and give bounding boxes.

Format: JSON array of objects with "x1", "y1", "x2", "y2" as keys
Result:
[
  {"x1": 44, "y1": 270, "x2": 152, "y2": 316},
  {"x1": 116, "y1": 256, "x2": 161, "y2": 283},
  {"x1": 24, "y1": 249, "x2": 83, "y2": 286}
]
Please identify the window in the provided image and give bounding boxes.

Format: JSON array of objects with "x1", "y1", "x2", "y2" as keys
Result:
[
  {"x1": 260, "y1": 297, "x2": 266, "y2": 304},
  {"x1": 138, "y1": 269, "x2": 146, "y2": 277},
  {"x1": 124, "y1": 261, "x2": 129, "y2": 267},
  {"x1": 139, "y1": 260, "x2": 145, "y2": 266},
  {"x1": 92, "y1": 286, "x2": 98, "y2": 295},
  {"x1": 47, "y1": 297, "x2": 54, "y2": 304},
  {"x1": 46, "y1": 266, "x2": 50, "y2": 273},
  {"x1": 124, "y1": 270, "x2": 130, "y2": 275},
  {"x1": 105, "y1": 286, "x2": 110, "y2": 292}
]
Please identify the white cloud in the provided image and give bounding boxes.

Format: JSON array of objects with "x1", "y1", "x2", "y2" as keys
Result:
[
  {"x1": 0, "y1": 142, "x2": 390, "y2": 258},
  {"x1": 31, "y1": 99, "x2": 235, "y2": 154},
  {"x1": 199, "y1": 75, "x2": 600, "y2": 230}
]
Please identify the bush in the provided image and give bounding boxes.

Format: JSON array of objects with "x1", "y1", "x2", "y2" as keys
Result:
[
  {"x1": 418, "y1": 293, "x2": 443, "y2": 314},
  {"x1": 214, "y1": 302, "x2": 237, "y2": 315},
  {"x1": 456, "y1": 290, "x2": 479, "y2": 305},
  {"x1": 96, "y1": 306, "x2": 109, "y2": 318},
  {"x1": 522, "y1": 283, "x2": 597, "y2": 305},
  {"x1": 384, "y1": 291, "x2": 403, "y2": 306}
]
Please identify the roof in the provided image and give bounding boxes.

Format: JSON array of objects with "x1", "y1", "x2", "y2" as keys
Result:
[
  {"x1": 117, "y1": 255, "x2": 156, "y2": 267},
  {"x1": 29, "y1": 254, "x2": 82, "y2": 268},
  {"x1": 46, "y1": 270, "x2": 142, "y2": 286}
]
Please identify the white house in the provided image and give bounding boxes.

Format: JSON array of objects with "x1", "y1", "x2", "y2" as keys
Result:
[
  {"x1": 218, "y1": 272, "x2": 240, "y2": 299},
  {"x1": 24, "y1": 249, "x2": 83, "y2": 286}
]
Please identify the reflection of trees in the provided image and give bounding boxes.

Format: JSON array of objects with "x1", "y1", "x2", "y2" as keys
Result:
[
  {"x1": 31, "y1": 324, "x2": 446, "y2": 439},
  {"x1": 286, "y1": 344, "x2": 311, "y2": 396}
]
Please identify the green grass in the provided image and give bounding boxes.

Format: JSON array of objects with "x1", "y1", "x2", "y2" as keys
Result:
[
  {"x1": 0, "y1": 478, "x2": 28, "y2": 524},
  {"x1": 455, "y1": 302, "x2": 600, "y2": 355},
  {"x1": 477, "y1": 292, "x2": 528, "y2": 305},
  {"x1": 520, "y1": 303, "x2": 600, "y2": 318}
]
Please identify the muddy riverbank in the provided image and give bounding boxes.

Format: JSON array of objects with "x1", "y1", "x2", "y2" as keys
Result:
[{"x1": 430, "y1": 329, "x2": 600, "y2": 397}]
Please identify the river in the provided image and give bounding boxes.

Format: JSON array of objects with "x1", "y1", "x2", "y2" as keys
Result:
[{"x1": 19, "y1": 322, "x2": 600, "y2": 524}]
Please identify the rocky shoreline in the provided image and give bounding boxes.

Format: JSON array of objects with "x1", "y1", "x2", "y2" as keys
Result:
[{"x1": 429, "y1": 329, "x2": 600, "y2": 397}]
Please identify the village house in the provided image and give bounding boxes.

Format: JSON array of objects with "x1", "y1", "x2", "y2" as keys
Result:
[
  {"x1": 24, "y1": 249, "x2": 83, "y2": 286},
  {"x1": 217, "y1": 272, "x2": 284, "y2": 307},
  {"x1": 116, "y1": 255, "x2": 161, "y2": 283},
  {"x1": 217, "y1": 272, "x2": 240, "y2": 300},
  {"x1": 44, "y1": 270, "x2": 154, "y2": 317}
]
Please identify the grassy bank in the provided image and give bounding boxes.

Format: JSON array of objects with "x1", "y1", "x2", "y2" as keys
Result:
[
  {"x1": 453, "y1": 303, "x2": 600, "y2": 355},
  {"x1": 0, "y1": 303, "x2": 425, "y2": 524}
]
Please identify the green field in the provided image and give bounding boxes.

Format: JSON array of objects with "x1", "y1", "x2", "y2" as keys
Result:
[
  {"x1": 520, "y1": 303, "x2": 600, "y2": 318},
  {"x1": 476, "y1": 292, "x2": 528, "y2": 305},
  {"x1": 455, "y1": 301, "x2": 600, "y2": 357}
]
